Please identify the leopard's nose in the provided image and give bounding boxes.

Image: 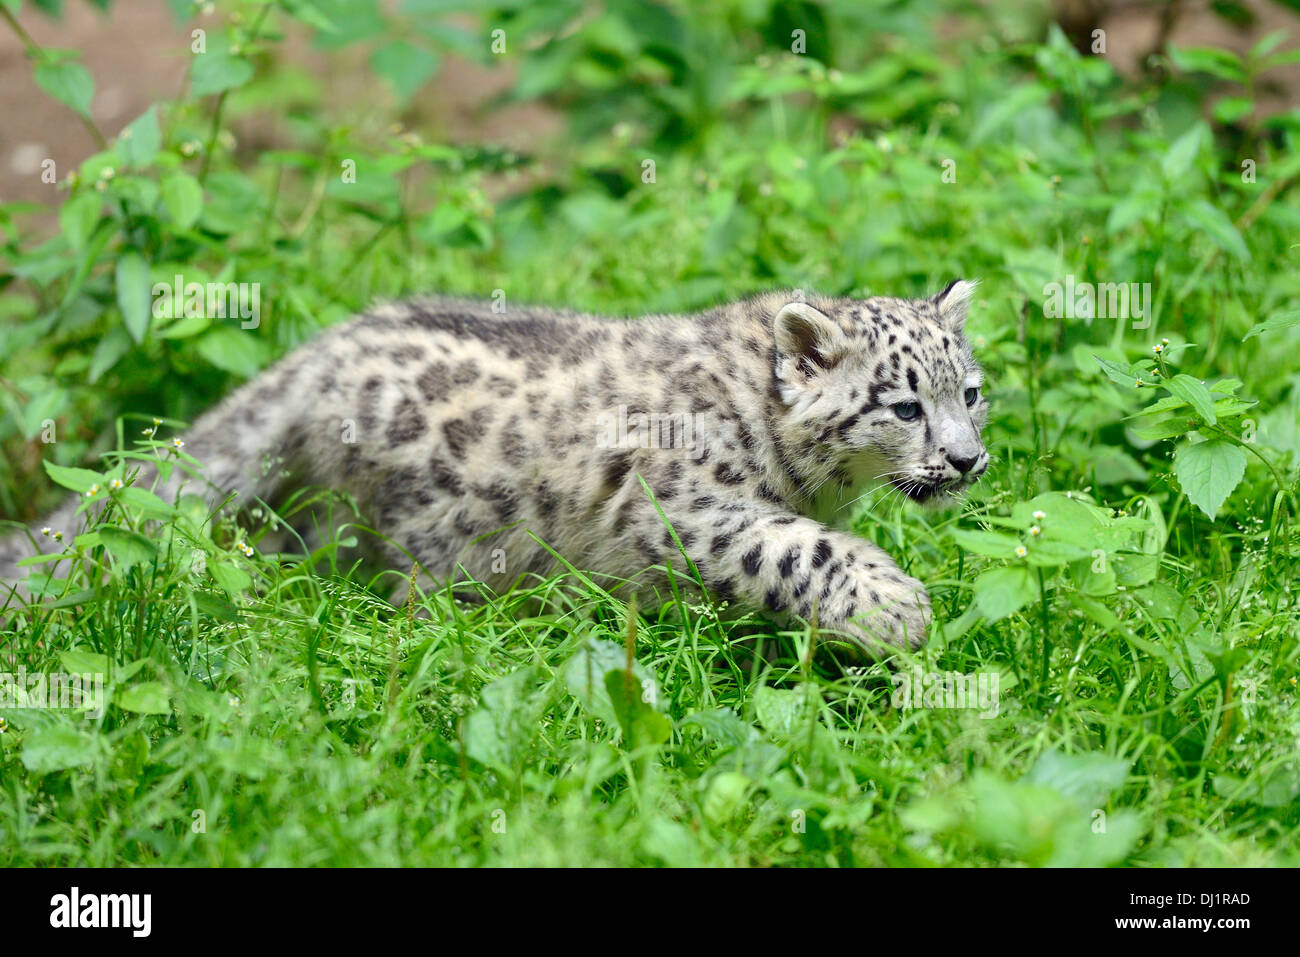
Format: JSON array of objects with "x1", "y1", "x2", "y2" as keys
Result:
[{"x1": 947, "y1": 452, "x2": 979, "y2": 475}]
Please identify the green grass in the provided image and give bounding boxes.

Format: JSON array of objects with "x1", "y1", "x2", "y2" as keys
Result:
[{"x1": 2, "y1": 0, "x2": 1300, "y2": 866}]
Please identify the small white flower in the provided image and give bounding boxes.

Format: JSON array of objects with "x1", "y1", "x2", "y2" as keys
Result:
[
  {"x1": 109, "y1": 478, "x2": 123, "y2": 490},
  {"x1": 1032, "y1": 509, "x2": 1046, "y2": 520},
  {"x1": 172, "y1": 438, "x2": 185, "y2": 450},
  {"x1": 41, "y1": 526, "x2": 52, "y2": 537},
  {"x1": 1029, "y1": 525, "x2": 1041, "y2": 537},
  {"x1": 1015, "y1": 545, "x2": 1028, "y2": 557},
  {"x1": 86, "y1": 483, "x2": 100, "y2": 497}
]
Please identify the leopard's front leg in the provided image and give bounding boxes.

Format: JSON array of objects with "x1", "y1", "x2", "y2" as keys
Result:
[{"x1": 676, "y1": 506, "x2": 931, "y2": 654}]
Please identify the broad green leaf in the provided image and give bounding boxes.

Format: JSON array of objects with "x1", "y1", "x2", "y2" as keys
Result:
[
  {"x1": 1062, "y1": 810, "x2": 1144, "y2": 867},
  {"x1": 1243, "y1": 310, "x2": 1300, "y2": 340},
  {"x1": 117, "y1": 681, "x2": 171, "y2": 715},
  {"x1": 564, "y1": 637, "x2": 659, "y2": 724},
  {"x1": 1262, "y1": 46, "x2": 1300, "y2": 70},
  {"x1": 115, "y1": 251, "x2": 152, "y2": 343},
  {"x1": 1211, "y1": 96, "x2": 1252, "y2": 124},
  {"x1": 88, "y1": 325, "x2": 133, "y2": 382},
  {"x1": 98, "y1": 526, "x2": 157, "y2": 569},
  {"x1": 1113, "y1": 552, "x2": 1158, "y2": 587},
  {"x1": 280, "y1": 0, "x2": 341, "y2": 33},
  {"x1": 369, "y1": 40, "x2": 439, "y2": 103},
  {"x1": 1213, "y1": 768, "x2": 1300, "y2": 808},
  {"x1": 951, "y1": 527, "x2": 1022, "y2": 558},
  {"x1": 160, "y1": 171, "x2": 203, "y2": 229},
  {"x1": 118, "y1": 106, "x2": 161, "y2": 167},
  {"x1": 190, "y1": 52, "x2": 254, "y2": 97},
  {"x1": 973, "y1": 565, "x2": 1037, "y2": 621},
  {"x1": 1128, "y1": 413, "x2": 1192, "y2": 442},
  {"x1": 1022, "y1": 539, "x2": 1093, "y2": 567},
  {"x1": 114, "y1": 176, "x2": 159, "y2": 213},
  {"x1": 209, "y1": 560, "x2": 252, "y2": 593},
  {"x1": 58, "y1": 650, "x2": 110, "y2": 675},
  {"x1": 59, "y1": 191, "x2": 100, "y2": 249},
  {"x1": 1071, "y1": 553, "x2": 1116, "y2": 595},
  {"x1": 34, "y1": 60, "x2": 95, "y2": 117},
  {"x1": 1174, "y1": 439, "x2": 1246, "y2": 519},
  {"x1": 677, "y1": 708, "x2": 751, "y2": 748},
  {"x1": 43, "y1": 460, "x2": 102, "y2": 493},
  {"x1": 1023, "y1": 749, "x2": 1130, "y2": 805},
  {"x1": 1168, "y1": 45, "x2": 1246, "y2": 82},
  {"x1": 1094, "y1": 354, "x2": 1140, "y2": 388},
  {"x1": 1250, "y1": 28, "x2": 1290, "y2": 60},
  {"x1": 753, "y1": 684, "x2": 814, "y2": 736},
  {"x1": 463, "y1": 667, "x2": 540, "y2": 771},
  {"x1": 604, "y1": 669, "x2": 672, "y2": 749},
  {"x1": 702, "y1": 771, "x2": 751, "y2": 825},
  {"x1": 21, "y1": 724, "x2": 101, "y2": 775},
  {"x1": 1164, "y1": 373, "x2": 1217, "y2": 425},
  {"x1": 115, "y1": 486, "x2": 176, "y2": 520},
  {"x1": 194, "y1": 325, "x2": 268, "y2": 378},
  {"x1": 1162, "y1": 122, "x2": 1205, "y2": 179}
]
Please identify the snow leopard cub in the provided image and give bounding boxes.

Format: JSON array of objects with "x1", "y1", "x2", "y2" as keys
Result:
[{"x1": 1, "y1": 280, "x2": 988, "y2": 655}]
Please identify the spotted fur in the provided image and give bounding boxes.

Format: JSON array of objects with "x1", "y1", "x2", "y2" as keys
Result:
[{"x1": 1, "y1": 282, "x2": 989, "y2": 654}]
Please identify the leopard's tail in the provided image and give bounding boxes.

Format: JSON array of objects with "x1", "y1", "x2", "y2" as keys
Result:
[{"x1": 1, "y1": 364, "x2": 309, "y2": 592}]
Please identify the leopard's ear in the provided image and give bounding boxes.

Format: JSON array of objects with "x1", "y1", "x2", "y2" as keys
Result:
[
  {"x1": 932, "y1": 279, "x2": 978, "y2": 333},
  {"x1": 773, "y1": 301, "x2": 846, "y2": 379}
]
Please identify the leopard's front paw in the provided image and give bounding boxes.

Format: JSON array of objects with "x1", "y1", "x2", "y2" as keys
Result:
[{"x1": 836, "y1": 566, "x2": 931, "y2": 655}]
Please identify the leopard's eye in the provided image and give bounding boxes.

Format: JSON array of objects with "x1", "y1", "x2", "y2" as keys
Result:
[
  {"x1": 893, "y1": 401, "x2": 921, "y2": 421},
  {"x1": 964, "y1": 387, "x2": 979, "y2": 407}
]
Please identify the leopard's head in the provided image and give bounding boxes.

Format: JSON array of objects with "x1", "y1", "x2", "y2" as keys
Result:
[{"x1": 773, "y1": 280, "x2": 989, "y2": 506}]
